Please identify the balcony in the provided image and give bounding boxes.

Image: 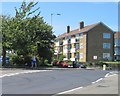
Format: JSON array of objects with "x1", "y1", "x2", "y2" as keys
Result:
[
  {"x1": 63, "y1": 49, "x2": 68, "y2": 54},
  {"x1": 70, "y1": 58, "x2": 75, "y2": 61},
  {"x1": 71, "y1": 48, "x2": 75, "y2": 53},
  {"x1": 71, "y1": 38, "x2": 76, "y2": 43},
  {"x1": 56, "y1": 42, "x2": 59, "y2": 46},
  {"x1": 63, "y1": 40, "x2": 68, "y2": 45}
]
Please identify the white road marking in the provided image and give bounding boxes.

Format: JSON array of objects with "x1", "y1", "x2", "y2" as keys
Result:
[
  {"x1": 92, "y1": 78, "x2": 103, "y2": 84},
  {"x1": 54, "y1": 71, "x2": 118, "y2": 95},
  {"x1": 0, "y1": 70, "x2": 51, "y2": 78},
  {"x1": 104, "y1": 73, "x2": 110, "y2": 78},
  {"x1": 92, "y1": 71, "x2": 118, "y2": 84},
  {"x1": 106, "y1": 73, "x2": 117, "y2": 77},
  {"x1": 57, "y1": 86, "x2": 83, "y2": 94},
  {"x1": 105, "y1": 71, "x2": 118, "y2": 78}
]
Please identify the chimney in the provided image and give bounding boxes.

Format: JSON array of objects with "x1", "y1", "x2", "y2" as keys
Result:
[
  {"x1": 80, "y1": 21, "x2": 84, "y2": 29},
  {"x1": 67, "y1": 26, "x2": 70, "y2": 33}
]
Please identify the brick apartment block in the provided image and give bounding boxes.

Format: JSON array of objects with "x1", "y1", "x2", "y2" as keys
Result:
[
  {"x1": 114, "y1": 32, "x2": 120, "y2": 61},
  {"x1": 54, "y1": 21, "x2": 114, "y2": 63}
]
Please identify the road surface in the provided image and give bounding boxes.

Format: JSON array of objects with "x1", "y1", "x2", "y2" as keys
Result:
[{"x1": 1, "y1": 69, "x2": 112, "y2": 95}]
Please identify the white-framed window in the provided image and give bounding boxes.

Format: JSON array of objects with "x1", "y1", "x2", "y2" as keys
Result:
[
  {"x1": 79, "y1": 33, "x2": 83, "y2": 38},
  {"x1": 67, "y1": 45, "x2": 71, "y2": 50},
  {"x1": 67, "y1": 53, "x2": 71, "y2": 59},
  {"x1": 68, "y1": 36, "x2": 71, "y2": 39},
  {"x1": 75, "y1": 43, "x2": 79, "y2": 49},
  {"x1": 103, "y1": 43, "x2": 110, "y2": 49},
  {"x1": 75, "y1": 34, "x2": 79, "y2": 37},
  {"x1": 103, "y1": 33, "x2": 111, "y2": 39},
  {"x1": 114, "y1": 48, "x2": 120, "y2": 55},
  {"x1": 115, "y1": 39, "x2": 120, "y2": 46},
  {"x1": 75, "y1": 38, "x2": 79, "y2": 42},
  {"x1": 65, "y1": 36, "x2": 68, "y2": 40},
  {"x1": 80, "y1": 43, "x2": 84, "y2": 49},
  {"x1": 80, "y1": 53, "x2": 84, "y2": 59},
  {"x1": 64, "y1": 45, "x2": 67, "y2": 49},
  {"x1": 75, "y1": 53, "x2": 79, "y2": 59},
  {"x1": 103, "y1": 53, "x2": 110, "y2": 59}
]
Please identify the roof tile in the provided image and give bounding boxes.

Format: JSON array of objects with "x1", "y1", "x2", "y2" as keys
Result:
[
  {"x1": 114, "y1": 32, "x2": 120, "y2": 39},
  {"x1": 57, "y1": 23, "x2": 99, "y2": 39}
]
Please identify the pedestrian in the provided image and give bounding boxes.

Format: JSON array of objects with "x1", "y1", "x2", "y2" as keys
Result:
[{"x1": 31, "y1": 56, "x2": 37, "y2": 68}]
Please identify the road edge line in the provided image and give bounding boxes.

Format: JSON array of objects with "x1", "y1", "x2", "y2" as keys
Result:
[{"x1": 56, "y1": 86, "x2": 83, "y2": 95}]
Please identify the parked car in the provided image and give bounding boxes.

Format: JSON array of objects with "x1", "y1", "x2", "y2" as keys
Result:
[
  {"x1": 53, "y1": 60, "x2": 59, "y2": 66},
  {"x1": 80, "y1": 63, "x2": 86, "y2": 68},
  {"x1": 74, "y1": 62, "x2": 86, "y2": 68},
  {"x1": 59, "y1": 61, "x2": 68, "y2": 68}
]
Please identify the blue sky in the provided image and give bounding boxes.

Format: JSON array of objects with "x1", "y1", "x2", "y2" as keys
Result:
[{"x1": 1, "y1": 2, "x2": 118, "y2": 36}]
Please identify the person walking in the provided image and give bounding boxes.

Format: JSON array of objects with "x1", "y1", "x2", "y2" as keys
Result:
[{"x1": 32, "y1": 56, "x2": 37, "y2": 68}]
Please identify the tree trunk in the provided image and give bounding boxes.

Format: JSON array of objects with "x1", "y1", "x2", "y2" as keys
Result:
[{"x1": 2, "y1": 46, "x2": 6, "y2": 67}]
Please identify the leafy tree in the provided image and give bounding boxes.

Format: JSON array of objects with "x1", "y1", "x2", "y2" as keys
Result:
[
  {"x1": 1, "y1": 15, "x2": 12, "y2": 66},
  {"x1": 1, "y1": 1, "x2": 56, "y2": 67}
]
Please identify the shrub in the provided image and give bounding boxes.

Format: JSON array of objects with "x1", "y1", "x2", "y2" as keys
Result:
[
  {"x1": 65, "y1": 60, "x2": 72, "y2": 65},
  {"x1": 11, "y1": 55, "x2": 24, "y2": 67},
  {"x1": 44, "y1": 59, "x2": 49, "y2": 65},
  {"x1": 58, "y1": 54, "x2": 66, "y2": 61},
  {"x1": 86, "y1": 62, "x2": 93, "y2": 67}
]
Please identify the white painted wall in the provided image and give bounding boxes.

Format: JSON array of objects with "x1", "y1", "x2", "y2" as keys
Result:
[
  {"x1": 71, "y1": 48, "x2": 75, "y2": 53},
  {"x1": 71, "y1": 38, "x2": 75, "y2": 43}
]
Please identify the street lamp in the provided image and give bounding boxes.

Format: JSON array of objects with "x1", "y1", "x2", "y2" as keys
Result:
[
  {"x1": 51, "y1": 13, "x2": 61, "y2": 26},
  {"x1": 50, "y1": 13, "x2": 61, "y2": 60}
]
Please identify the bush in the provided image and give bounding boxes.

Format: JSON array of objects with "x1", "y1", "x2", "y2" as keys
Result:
[
  {"x1": 11, "y1": 55, "x2": 24, "y2": 67},
  {"x1": 86, "y1": 62, "x2": 93, "y2": 67},
  {"x1": 90, "y1": 61, "x2": 108, "y2": 68},
  {"x1": 44, "y1": 59, "x2": 49, "y2": 65},
  {"x1": 36, "y1": 56, "x2": 42, "y2": 67},
  {"x1": 65, "y1": 60, "x2": 72, "y2": 65},
  {"x1": 24, "y1": 56, "x2": 32, "y2": 67},
  {"x1": 58, "y1": 54, "x2": 66, "y2": 61},
  {"x1": 52, "y1": 60, "x2": 59, "y2": 66}
]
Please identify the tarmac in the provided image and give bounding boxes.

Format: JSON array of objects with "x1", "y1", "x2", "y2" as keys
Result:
[
  {"x1": 0, "y1": 68, "x2": 119, "y2": 95},
  {"x1": 57, "y1": 73, "x2": 118, "y2": 94}
]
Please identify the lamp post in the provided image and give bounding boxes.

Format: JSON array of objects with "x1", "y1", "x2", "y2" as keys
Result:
[
  {"x1": 50, "y1": 13, "x2": 61, "y2": 60},
  {"x1": 51, "y1": 13, "x2": 61, "y2": 26}
]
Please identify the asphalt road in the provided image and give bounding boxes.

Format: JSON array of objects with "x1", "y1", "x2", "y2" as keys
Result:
[{"x1": 2, "y1": 69, "x2": 110, "y2": 94}]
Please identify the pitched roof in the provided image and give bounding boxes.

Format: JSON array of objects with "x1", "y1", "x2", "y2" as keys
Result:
[
  {"x1": 114, "y1": 32, "x2": 120, "y2": 39},
  {"x1": 57, "y1": 22, "x2": 99, "y2": 39}
]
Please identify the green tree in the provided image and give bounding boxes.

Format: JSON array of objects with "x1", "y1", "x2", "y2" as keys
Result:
[
  {"x1": 1, "y1": 1, "x2": 56, "y2": 67},
  {"x1": 1, "y1": 15, "x2": 12, "y2": 66}
]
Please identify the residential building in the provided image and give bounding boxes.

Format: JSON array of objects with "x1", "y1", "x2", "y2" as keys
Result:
[
  {"x1": 54, "y1": 21, "x2": 114, "y2": 63},
  {"x1": 114, "y1": 32, "x2": 120, "y2": 61}
]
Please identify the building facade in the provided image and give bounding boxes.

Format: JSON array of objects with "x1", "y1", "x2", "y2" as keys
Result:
[
  {"x1": 114, "y1": 32, "x2": 120, "y2": 61},
  {"x1": 54, "y1": 21, "x2": 114, "y2": 63}
]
